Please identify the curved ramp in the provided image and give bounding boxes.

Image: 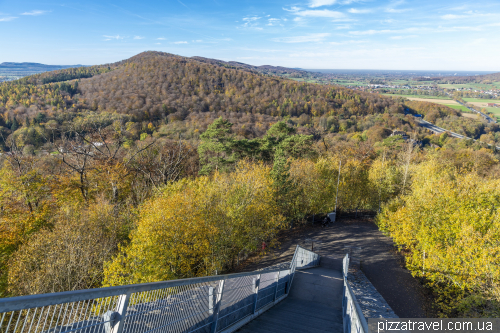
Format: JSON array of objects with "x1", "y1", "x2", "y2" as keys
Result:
[{"x1": 237, "y1": 258, "x2": 343, "y2": 333}]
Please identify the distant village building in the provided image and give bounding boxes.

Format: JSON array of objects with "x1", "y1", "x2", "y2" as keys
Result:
[{"x1": 390, "y1": 130, "x2": 409, "y2": 140}]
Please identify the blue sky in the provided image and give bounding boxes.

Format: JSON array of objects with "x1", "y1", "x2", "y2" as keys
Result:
[{"x1": 1, "y1": 0, "x2": 500, "y2": 70}]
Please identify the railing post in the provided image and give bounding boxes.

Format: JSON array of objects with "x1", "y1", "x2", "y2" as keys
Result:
[
  {"x1": 209, "y1": 287, "x2": 214, "y2": 315},
  {"x1": 210, "y1": 279, "x2": 225, "y2": 333},
  {"x1": 252, "y1": 274, "x2": 261, "y2": 313},
  {"x1": 110, "y1": 292, "x2": 131, "y2": 333},
  {"x1": 273, "y1": 271, "x2": 280, "y2": 301}
]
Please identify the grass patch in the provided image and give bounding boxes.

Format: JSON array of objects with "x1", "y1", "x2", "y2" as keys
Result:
[
  {"x1": 438, "y1": 83, "x2": 500, "y2": 90},
  {"x1": 445, "y1": 104, "x2": 470, "y2": 112},
  {"x1": 463, "y1": 98, "x2": 500, "y2": 103},
  {"x1": 382, "y1": 94, "x2": 451, "y2": 100}
]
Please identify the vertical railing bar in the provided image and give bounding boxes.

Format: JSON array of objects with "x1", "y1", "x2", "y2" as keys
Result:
[
  {"x1": 69, "y1": 301, "x2": 81, "y2": 331},
  {"x1": 209, "y1": 278, "x2": 225, "y2": 333},
  {"x1": 5, "y1": 311, "x2": 15, "y2": 333},
  {"x1": 29, "y1": 308, "x2": 41, "y2": 333},
  {"x1": 78, "y1": 300, "x2": 90, "y2": 332},
  {"x1": 273, "y1": 271, "x2": 280, "y2": 301},
  {"x1": 129, "y1": 292, "x2": 144, "y2": 333},
  {"x1": 76, "y1": 300, "x2": 88, "y2": 331},
  {"x1": 49, "y1": 303, "x2": 62, "y2": 333},
  {"x1": 151, "y1": 289, "x2": 166, "y2": 333},
  {"x1": 34, "y1": 306, "x2": 45, "y2": 333},
  {"x1": 156, "y1": 287, "x2": 171, "y2": 329},
  {"x1": 40, "y1": 305, "x2": 52, "y2": 333},
  {"x1": 151, "y1": 289, "x2": 167, "y2": 333},
  {"x1": 252, "y1": 274, "x2": 261, "y2": 314},
  {"x1": 92, "y1": 298, "x2": 104, "y2": 333},
  {"x1": 25, "y1": 308, "x2": 38, "y2": 333},
  {"x1": 81, "y1": 300, "x2": 94, "y2": 333},
  {"x1": 15, "y1": 309, "x2": 29, "y2": 333},
  {"x1": 111, "y1": 292, "x2": 131, "y2": 333},
  {"x1": 0, "y1": 312, "x2": 6, "y2": 329},
  {"x1": 58, "y1": 302, "x2": 70, "y2": 332},
  {"x1": 65, "y1": 301, "x2": 76, "y2": 329}
]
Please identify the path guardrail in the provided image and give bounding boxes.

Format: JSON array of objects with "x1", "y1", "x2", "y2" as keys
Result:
[
  {"x1": 342, "y1": 253, "x2": 369, "y2": 333},
  {"x1": 0, "y1": 245, "x2": 319, "y2": 333}
]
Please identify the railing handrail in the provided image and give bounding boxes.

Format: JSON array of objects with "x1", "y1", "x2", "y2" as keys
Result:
[
  {"x1": 343, "y1": 253, "x2": 369, "y2": 333},
  {"x1": 0, "y1": 245, "x2": 322, "y2": 333},
  {"x1": 0, "y1": 267, "x2": 286, "y2": 312}
]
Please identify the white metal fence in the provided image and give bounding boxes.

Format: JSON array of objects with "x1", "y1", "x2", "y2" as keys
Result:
[
  {"x1": 0, "y1": 245, "x2": 319, "y2": 333},
  {"x1": 342, "y1": 254, "x2": 369, "y2": 333}
]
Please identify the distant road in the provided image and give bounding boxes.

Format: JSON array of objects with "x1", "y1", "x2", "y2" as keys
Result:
[
  {"x1": 416, "y1": 118, "x2": 500, "y2": 150},
  {"x1": 418, "y1": 119, "x2": 468, "y2": 139},
  {"x1": 438, "y1": 89, "x2": 497, "y2": 123},
  {"x1": 455, "y1": 100, "x2": 496, "y2": 123}
]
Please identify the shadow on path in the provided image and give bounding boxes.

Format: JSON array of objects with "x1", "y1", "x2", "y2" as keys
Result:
[{"x1": 236, "y1": 220, "x2": 430, "y2": 318}]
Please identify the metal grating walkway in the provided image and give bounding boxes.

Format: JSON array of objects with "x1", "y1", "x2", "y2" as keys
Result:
[{"x1": 237, "y1": 258, "x2": 343, "y2": 333}]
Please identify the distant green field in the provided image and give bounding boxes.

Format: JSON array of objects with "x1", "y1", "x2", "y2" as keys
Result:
[
  {"x1": 483, "y1": 106, "x2": 500, "y2": 115},
  {"x1": 382, "y1": 94, "x2": 451, "y2": 100},
  {"x1": 438, "y1": 83, "x2": 500, "y2": 90},
  {"x1": 463, "y1": 98, "x2": 500, "y2": 103},
  {"x1": 445, "y1": 104, "x2": 470, "y2": 112}
]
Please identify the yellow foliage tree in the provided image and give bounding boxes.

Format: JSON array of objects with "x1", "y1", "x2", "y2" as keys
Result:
[
  {"x1": 378, "y1": 157, "x2": 500, "y2": 317},
  {"x1": 103, "y1": 161, "x2": 284, "y2": 286}
]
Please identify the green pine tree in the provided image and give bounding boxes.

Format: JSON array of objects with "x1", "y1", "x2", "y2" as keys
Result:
[{"x1": 198, "y1": 117, "x2": 236, "y2": 175}]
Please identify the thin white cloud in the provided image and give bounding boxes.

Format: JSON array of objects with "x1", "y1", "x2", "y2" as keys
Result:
[
  {"x1": 285, "y1": 7, "x2": 346, "y2": 19},
  {"x1": 0, "y1": 16, "x2": 17, "y2": 22},
  {"x1": 308, "y1": 0, "x2": 337, "y2": 8},
  {"x1": 21, "y1": 10, "x2": 50, "y2": 16},
  {"x1": 390, "y1": 35, "x2": 418, "y2": 39},
  {"x1": 449, "y1": 5, "x2": 467, "y2": 11},
  {"x1": 157, "y1": 37, "x2": 166, "y2": 40},
  {"x1": 177, "y1": 0, "x2": 189, "y2": 9},
  {"x1": 241, "y1": 16, "x2": 264, "y2": 29},
  {"x1": 267, "y1": 18, "x2": 281, "y2": 26},
  {"x1": 441, "y1": 14, "x2": 465, "y2": 20},
  {"x1": 103, "y1": 35, "x2": 124, "y2": 41},
  {"x1": 173, "y1": 41, "x2": 188, "y2": 44},
  {"x1": 335, "y1": 24, "x2": 352, "y2": 29},
  {"x1": 348, "y1": 8, "x2": 372, "y2": 14},
  {"x1": 155, "y1": 43, "x2": 161, "y2": 45},
  {"x1": 134, "y1": 36, "x2": 145, "y2": 40},
  {"x1": 271, "y1": 33, "x2": 331, "y2": 43},
  {"x1": 330, "y1": 40, "x2": 367, "y2": 45},
  {"x1": 385, "y1": 8, "x2": 411, "y2": 13}
]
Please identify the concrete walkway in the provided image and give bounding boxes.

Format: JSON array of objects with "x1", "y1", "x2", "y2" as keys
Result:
[
  {"x1": 237, "y1": 221, "x2": 429, "y2": 318},
  {"x1": 237, "y1": 258, "x2": 343, "y2": 333}
]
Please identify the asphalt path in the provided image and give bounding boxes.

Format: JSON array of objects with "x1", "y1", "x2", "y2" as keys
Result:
[{"x1": 237, "y1": 221, "x2": 430, "y2": 318}]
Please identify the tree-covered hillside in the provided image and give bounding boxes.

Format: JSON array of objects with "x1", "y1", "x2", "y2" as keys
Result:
[{"x1": 2, "y1": 51, "x2": 499, "y2": 152}]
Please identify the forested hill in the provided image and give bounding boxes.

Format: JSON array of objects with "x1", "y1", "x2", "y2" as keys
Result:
[
  {"x1": 0, "y1": 51, "x2": 406, "y2": 133},
  {"x1": 190, "y1": 56, "x2": 314, "y2": 76},
  {"x1": 78, "y1": 51, "x2": 399, "y2": 120},
  {"x1": 2, "y1": 50, "x2": 494, "y2": 149}
]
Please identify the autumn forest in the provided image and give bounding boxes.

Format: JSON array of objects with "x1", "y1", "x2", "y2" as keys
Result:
[{"x1": 1, "y1": 51, "x2": 500, "y2": 318}]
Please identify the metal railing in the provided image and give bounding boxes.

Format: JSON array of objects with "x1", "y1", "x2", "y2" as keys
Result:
[
  {"x1": 0, "y1": 245, "x2": 319, "y2": 333},
  {"x1": 342, "y1": 253, "x2": 369, "y2": 333}
]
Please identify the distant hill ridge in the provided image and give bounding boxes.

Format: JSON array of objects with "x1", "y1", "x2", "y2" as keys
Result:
[
  {"x1": 0, "y1": 62, "x2": 84, "y2": 76},
  {"x1": 438, "y1": 71, "x2": 500, "y2": 84}
]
